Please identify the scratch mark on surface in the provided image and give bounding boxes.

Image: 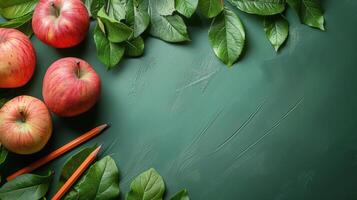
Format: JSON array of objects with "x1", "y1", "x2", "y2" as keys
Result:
[
  {"x1": 233, "y1": 96, "x2": 304, "y2": 161},
  {"x1": 184, "y1": 109, "x2": 223, "y2": 153},
  {"x1": 174, "y1": 109, "x2": 224, "y2": 174},
  {"x1": 211, "y1": 99, "x2": 267, "y2": 154},
  {"x1": 176, "y1": 69, "x2": 219, "y2": 92}
]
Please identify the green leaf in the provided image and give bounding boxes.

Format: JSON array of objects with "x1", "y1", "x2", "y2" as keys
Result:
[
  {"x1": 125, "y1": 36, "x2": 145, "y2": 57},
  {"x1": 263, "y1": 15, "x2": 289, "y2": 51},
  {"x1": 0, "y1": 171, "x2": 53, "y2": 200},
  {"x1": 228, "y1": 0, "x2": 286, "y2": 15},
  {"x1": 287, "y1": 0, "x2": 325, "y2": 30},
  {"x1": 175, "y1": 0, "x2": 198, "y2": 18},
  {"x1": 198, "y1": 0, "x2": 223, "y2": 18},
  {"x1": 107, "y1": 0, "x2": 127, "y2": 21},
  {"x1": 64, "y1": 156, "x2": 120, "y2": 200},
  {"x1": 208, "y1": 7, "x2": 245, "y2": 66},
  {"x1": 156, "y1": 0, "x2": 175, "y2": 15},
  {"x1": 0, "y1": 145, "x2": 7, "y2": 166},
  {"x1": 149, "y1": 14, "x2": 190, "y2": 42},
  {"x1": 0, "y1": 12, "x2": 33, "y2": 36},
  {"x1": 126, "y1": 168, "x2": 165, "y2": 200},
  {"x1": 58, "y1": 145, "x2": 97, "y2": 188},
  {"x1": 94, "y1": 24, "x2": 125, "y2": 70},
  {"x1": 0, "y1": 0, "x2": 37, "y2": 19},
  {"x1": 170, "y1": 189, "x2": 190, "y2": 200},
  {"x1": 90, "y1": 0, "x2": 106, "y2": 18},
  {"x1": 97, "y1": 7, "x2": 133, "y2": 43},
  {"x1": 146, "y1": 0, "x2": 190, "y2": 42},
  {"x1": 126, "y1": 0, "x2": 150, "y2": 37}
]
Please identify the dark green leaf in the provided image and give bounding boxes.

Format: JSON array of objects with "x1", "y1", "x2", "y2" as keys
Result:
[
  {"x1": 229, "y1": 0, "x2": 286, "y2": 15},
  {"x1": 126, "y1": 168, "x2": 165, "y2": 200},
  {"x1": 150, "y1": 14, "x2": 190, "y2": 42},
  {"x1": 126, "y1": 0, "x2": 150, "y2": 37},
  {"x1": 107, "y1": 0, "x2": 127, "y2": 21},
  {"x1": 198, "y1": 0, "x2": 223, "y2": 18},
  {"x1": 64, "y1": 156, "x2": 120, "y2": 200},
  {"x1": 287, "y1": 0, "x2": 325, "y2": 30},
  {"x1": 146, "y1": 0, "x2": 190, "y2": 42},
  {"x1": 125, "y1": 36, "x2": 145, "y2": 57},
  {"x1": 97, "y1": 7, "x2": 133, "y2": 43},
  {"x1": 175, "y1": 0, "x2": 198, "y2": 18},
  {"x1": 0, "y1": 171, "x2": 53, "y2": 200},
  {"x1": 208, "y1": 7, "x2": 245, "y2": 66},
  {"x1": 17, "y1": 20, "x2": 33, "y2": 37},
  {"x1": 0, "y1": 145, "x2": 7, "y2": 166},
  {"x1": 170, "y1": 189, "x2": 189, "y2": 200},
  {"x1": 94, "y1": 24, "x2": 125, "y2": 69},
  {"x1": 58, "y1": 145, "x2": 97, "y2": 188},
  {"x1": 90, "y1": 0, "x2": 106, "y2": 18},
  {"x1": 0, "y1": 0, "x2": 37, "y2": 19},
  {"x1": 263, "y1": 15, "x2": 289, "y2": 51}
]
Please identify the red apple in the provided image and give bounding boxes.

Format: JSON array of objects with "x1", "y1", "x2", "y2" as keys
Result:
[
  {"x1": 0, "y1": 96, "x2": 52, "y2": 154},
  {"x1": 42, "y1": 57, "x2": 101, "y2": 117},
  {"x1": 32, "y1": 0, "x2": 90, "y2": 48},
  {"x1": 0, "y1": 28, "x2": 36, "y2": 88}
]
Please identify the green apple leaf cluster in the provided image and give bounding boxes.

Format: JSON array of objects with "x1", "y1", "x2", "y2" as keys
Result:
[
  {"x1": 0, "y1": 0, "x2": 326, "y2": 66},
  {"x1": 0, "y1": 0, "x2": 36, "y2": 37},
  {"x1": 60, "y1": 145, "x2": 190, "y2": 200}
]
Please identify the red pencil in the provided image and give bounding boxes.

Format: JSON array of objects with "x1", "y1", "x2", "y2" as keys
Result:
[
  {"x1": 52, "y1": 145, "x2": 101, "y2": 200},
  {"x1": 6, "y1": 124, "x2": 108, "y2": 181}
]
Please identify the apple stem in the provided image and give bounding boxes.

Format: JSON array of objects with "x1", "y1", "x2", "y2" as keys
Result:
[
  {"x1": 19, "y1": 111, "x2": 26, "y2": 122},
  {"x1": 76, "y1": 62, "x2": 81, "y2": 78},
  {"x1": 51, "y1": 2, "x2": 60, "y2": 17}
]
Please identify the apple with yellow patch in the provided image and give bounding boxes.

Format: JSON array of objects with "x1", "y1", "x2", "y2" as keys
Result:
[
  {"x1": 32, "y1": 0, "x2": 90, "y2": 48},
  {"x1": 0, "y1": 96, "x2": 52, "y2": 154}
]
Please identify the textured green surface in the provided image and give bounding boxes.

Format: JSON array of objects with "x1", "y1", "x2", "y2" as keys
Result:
[{"x1": 1, "y1": 1, "x2": 357, "y2": 199}]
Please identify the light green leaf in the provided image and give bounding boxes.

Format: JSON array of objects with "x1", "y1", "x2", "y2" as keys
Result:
[
  {"x1": 97, "y1": 7, "x2": 133, "y2": 43},
  {"x1": 94, "y1": 24, "x2": 125, "y2": 70},
  {"x1": 263, "y1": 15, "x2": 289, "y2": 51},
  {"x1": 0, "y1": 0, "x2": 37, "y2": 19},
  {"x1": 229, "y1": 0, "x2": 286, "y2": 15},
  {"x1": 90, "y1": 0, "x2": 106, "y2": 18},
  {"x1": 107, "y1": 0, "x2": 127, "y2": 21},
  {"x1": 125, "y1": 36, "x2": 145, "y2": 57},
  {"x1": 170, "y1": 189, "x2": 190, "y2": 200},
  {"x1": 208, "y1": 7, "x2": 245, "y2": 66},
  {"x1": 175, "y1": 0, "x2": 198, "y2": 18},
  {"x1": 126, "y1": 168, "x2": 165, "y2": 200},
  {"x1": 198, "y1": 0, "x2": 223, "y2": 18},
  {"x1": 126, "y1": 0, "x2": 150, "y2": 37},
  {"x1": 64, "y1": 156, "x2": 120, "y2": 200},
  {"x1": 287, "y1": 0, "x2": 325, "y2": 30},
  {"x1": 0, "y1": 12, "x2": 33, "y2": 36},
  {"x1": 156, "y1": 0, "x2": 175, "y2": 15},
  {"x1": 58, "y1": 145, "x2": 97, "y2": 188},
  {"x1": 0, "y1": 171, "x2": 53, "y2": 200}
]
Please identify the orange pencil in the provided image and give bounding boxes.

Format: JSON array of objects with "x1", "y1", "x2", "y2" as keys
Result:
[
  {"x1": 7, "y1": 124, "x2": 108, "y2": 181},
  {"x1": 52, "y1": 145, "x2": 101, "y2": 200}
]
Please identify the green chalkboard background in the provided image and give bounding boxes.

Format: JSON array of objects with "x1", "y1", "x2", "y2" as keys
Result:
[{"x1": 1, "y1": 1, "x2": 357, "y2": 199}]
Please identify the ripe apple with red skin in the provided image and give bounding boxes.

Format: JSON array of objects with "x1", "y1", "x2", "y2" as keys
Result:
[
  {"x1": 0, "y1": 28, "x2": 36, "y2": 88},
  {"x1": 32, "y1": 0, "x2": 90, "y2": 48},
  {"x1": 0, "y1": 96, "x2": 52, "y2": 155},
  {"x1": 43, "y1": 57, "x2": 101, "y2": 117}
]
